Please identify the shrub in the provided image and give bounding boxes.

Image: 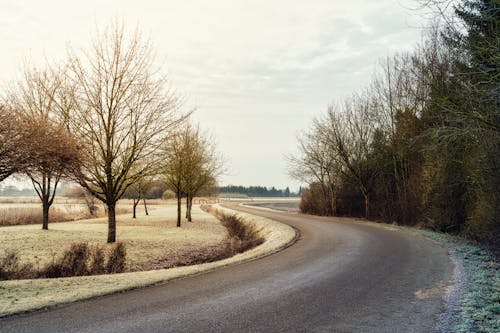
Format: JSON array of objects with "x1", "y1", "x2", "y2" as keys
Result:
[
  {"x1": 299, "y1": 183, "x2": 332, "y2": 216},
  {"x1": 0, "y1": 249, "x2": 35, "y2": 280},
  {"x1": 88, "y1": 244, "x2": 106, "y2": 274},
  {"x1": 105, "y1": 242, "x2": 127, "y2": 273},
  {"x1": 0, "y1": 242, "x2": 129, "y2": 280},
  {"x1": 162, "y1": 189, "x2": 176, "y2": 200},
  {"x1": 202, "y1": 206, "x2": 264, "y2": 255},
  {"x1": 43, "y1": 242, "x2": 90, "y2": 278}
]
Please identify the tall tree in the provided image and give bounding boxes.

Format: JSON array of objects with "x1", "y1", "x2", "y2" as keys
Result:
[
  {"x1": 162, "y1": 129, "x2": 189, "y2": 227},
  {"x1": 162, "y1": 124, "x2": 223, "y2": 225},
  {"x1": 64, "y1": 24, "x2": 186, "y2": 242},
  {"x1": 288, "y1": 121, "x2": 342, "y2": 215},
  {"x1": 7, "y1": 67, "x2": 82, "y2": 229},
  {"x1": 0, "y1": 105, "x2": 24, "y2": 181},
  {"x1": 22, "y1": 117, "x2": 81, "y2": 229},
  {"x1": 321, "y1": 98, "x2": 378, "y2": 219},
  {"x1": 182, "y1": 126, "x2": 224, "y2": 222}
]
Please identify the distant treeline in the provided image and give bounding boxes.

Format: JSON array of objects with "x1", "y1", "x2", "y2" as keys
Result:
[
  {"x1": 218, "y1": 185, "x2": 298, "y2": 197},
  {"x1": 0, "y1": 185, "x2": 36, "y2": 197}
]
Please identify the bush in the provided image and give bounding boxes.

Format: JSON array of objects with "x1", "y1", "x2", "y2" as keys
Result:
[
  {"x1": 162, "y1": 190, "x2": 176, "y2": 200},
  {"x1": 42, "y1": 242, "x2": 127, "y2": 278},
  {"x1": 299, "y1": 183, "x2": 331, "y2": 216},
  {"x1": 0, "y1": 250, "x2": 35, "y2": 280},
  {"x1": 202, "y1": 206, "x2": 264, "y2": 255},
  {"x1": 106, "y1": 242, "x2": 126, "y2": 274},
  {"x1": 0, "y1": 242, "x2": 128, "y2": 280},
  {"x1": 88, "y1": 244, "x2": 106, "y2": 274}
]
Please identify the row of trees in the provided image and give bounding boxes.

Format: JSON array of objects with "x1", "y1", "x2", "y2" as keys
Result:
[
  {"x1": 289, "y1": 0, "x2": 498, "y2": 245},
  {"x1": 163, "y1": 125, "x2": 223, "y2": 226},
  {"x1": 218, "y1": 185, "x2": 294, "y2": 197},
  {"x1": 0, "y1": 23, "x2": 223, "y2": 242}
]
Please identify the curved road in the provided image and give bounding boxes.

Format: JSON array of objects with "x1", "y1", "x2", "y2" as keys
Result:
[{"x1": 0, "y1": 204, "x2": 453, "y2": 332}]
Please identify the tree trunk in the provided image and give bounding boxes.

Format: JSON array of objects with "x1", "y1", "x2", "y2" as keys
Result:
[
  {"x1": 42, "y1": 197, "x2": 49, "y2": 230},
  {"x1": 133, "y1": 198, "x2": 139, "y2": 219},
  {"x1": 185, "y1": 195, "x2": 189, "y2": 219},
  {"x1": 107, "y1": 203, "x2": 116, "y2": 243},
  {"x1": 143, "y1": 198, "x2": 149, "y2": 216},
  {"x1": 187, "y1": 195, "x2": 193, "y2": 222},
  {"x1": 176, "y1": 191, "x2": 181, "y2": 227},
  {"x1": 364, "y1": 193, "x2": 369, "y2": 220},
  {"x1": 330, "y1": 193, "x2": 337, "y2": 216}
]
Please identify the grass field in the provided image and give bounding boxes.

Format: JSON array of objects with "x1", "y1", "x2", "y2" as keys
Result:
[
  {"x1": 0, "y1": 202, "x2": 227, "y2": 272},
  {"x1": 0, "y1": 203, "x2": 297, "y2": 316}
]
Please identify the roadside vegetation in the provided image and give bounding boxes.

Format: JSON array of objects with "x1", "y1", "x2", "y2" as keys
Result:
[
  {"x1": 288, "y1": 0, "x2": 499, "y2": 249},
  {"x1": 0, "y1": 207, "x2": 295, "y2": 317},
  {"x1": 0, "y1": 204, "x2": 267, "y2": 281},
  {"x1": 202, "y1": 206, "x2": 265, "y2": 254},
  {"x1": 413, "y1": 229, "x2": 499, "y2": 333},
  {"x1": 0, "y1": 242, "x2": 126, "y2": 280},
  {"x1": 0, "y1": 205, "x2": 229, "y2": 280}
]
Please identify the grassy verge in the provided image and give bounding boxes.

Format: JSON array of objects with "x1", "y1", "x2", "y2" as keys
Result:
[
  {"x1": 0, "y1": 205, "x2": 225, "y2": 272},
  {"x1": 408, "y1": 229, "x2": 499, "y2": 333},
  {"x1": 0, "y1": 204, "x2": 297, "y2": 317}
]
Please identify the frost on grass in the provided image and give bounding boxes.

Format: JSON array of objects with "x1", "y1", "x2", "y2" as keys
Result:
[
  {"x1": 0, "y1": 204, "x2": 297, "y2": 317},
  {"x1": 0, "y1": 205, "x2": 226, "y2": 272},
  {"x1": 416, "y1": 230, "x2": 499, "y2": 333}
]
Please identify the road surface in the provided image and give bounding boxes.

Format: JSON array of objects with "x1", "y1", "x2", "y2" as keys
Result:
[{"x1": 0, "y1": 203, "x2": 453, "y2": 332}]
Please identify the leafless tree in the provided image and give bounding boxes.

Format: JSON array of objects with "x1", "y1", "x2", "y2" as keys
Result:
[
  {"x1": 0, "y1": 105, "x2": 24, "y2": 181},
  {"x1": 126, "y1": 175, "x2": 153, "y2": 219},
  {"x1": 63, "y1": 24, "x2": 186, "y2": 242},
  {"x1": 288, "y1": 122, "x2": 342, "y2": 215},
  {"x1": 7, "y1": 67, "x2": 82, "y2": 229},
  {"x1": 162, "y1": 129, "x2": 188, "y2": 227},
  {"x1": 182, "y1": 126, "x2": 224, "y2": 222},
  {"x1": 22, "y1": 117, "x2": 81, "y2": 229},
  {"x1": 162, "y1": 124, "x2": 223, "y2": 225},
  {"x1": 320, "y1": 97, "x2": 377, "y2": 219}
]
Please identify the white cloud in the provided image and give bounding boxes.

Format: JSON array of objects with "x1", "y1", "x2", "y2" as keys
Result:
[{"x1": 0, "y1": 0, "x2": 426, "y2": 189}]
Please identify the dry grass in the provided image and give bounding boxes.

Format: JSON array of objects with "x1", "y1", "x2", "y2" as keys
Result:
[
  {"x1": 203, "y1": 206, "x2": 265, "y2": 254},
  {"x1": 0, "y1": 206, "x2": 94, "y2": 226},
  {"x1": 0, "y1": 201, "x2": 132, "y2": 226},
  {"x1": 0, "y1": 205, "x2": 226, "y2": 272},
  {"x1": 0, "y1": 204, "x2": 297, "y2": 316}
]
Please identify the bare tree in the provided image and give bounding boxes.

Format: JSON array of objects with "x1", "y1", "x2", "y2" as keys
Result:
[
  {"x1": 319, "y1": 98, "x2": 377, "y2": 219},
  {"x1": 288, "y1": 122, "x2": 342, "y2": 215},
  {"x1": 7, "y1": 66, "x2": 82, "y2": 229},
  {"x1": 162, "y1": 129, "x2": 188, "y2": 227},
  {"x1": 126, "y1": 175, "x2": 153, "y2": 219},
  {"x1": 22, "y1": 117, "x2": 81, "y2": 229},
  {"x1": 182, "y1": 126, "x2": 224, "y2": 222},
  {"x1": 162, "y1": 124, "x2": 224, "y2": 225},
  {"x1": 0, "y1": 105, "x2": 24, "y2": 181},
  {"x1": 63, "y1": 24, "x2": 186, "y2": 242}
]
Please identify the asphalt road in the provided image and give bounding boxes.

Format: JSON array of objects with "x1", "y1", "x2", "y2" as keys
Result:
[{"x1": 0, "y1": 203, "x2": 453, "y2": 333}]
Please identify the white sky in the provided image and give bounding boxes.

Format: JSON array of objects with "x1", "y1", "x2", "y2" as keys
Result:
[{"x1": 0, "y1": 0, "x2": 426, "y2": 190}]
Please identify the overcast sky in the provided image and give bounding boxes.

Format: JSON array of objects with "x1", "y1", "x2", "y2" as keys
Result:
[{"x1": 0, "y1": 0, "x2": 426, "y2": 190}]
